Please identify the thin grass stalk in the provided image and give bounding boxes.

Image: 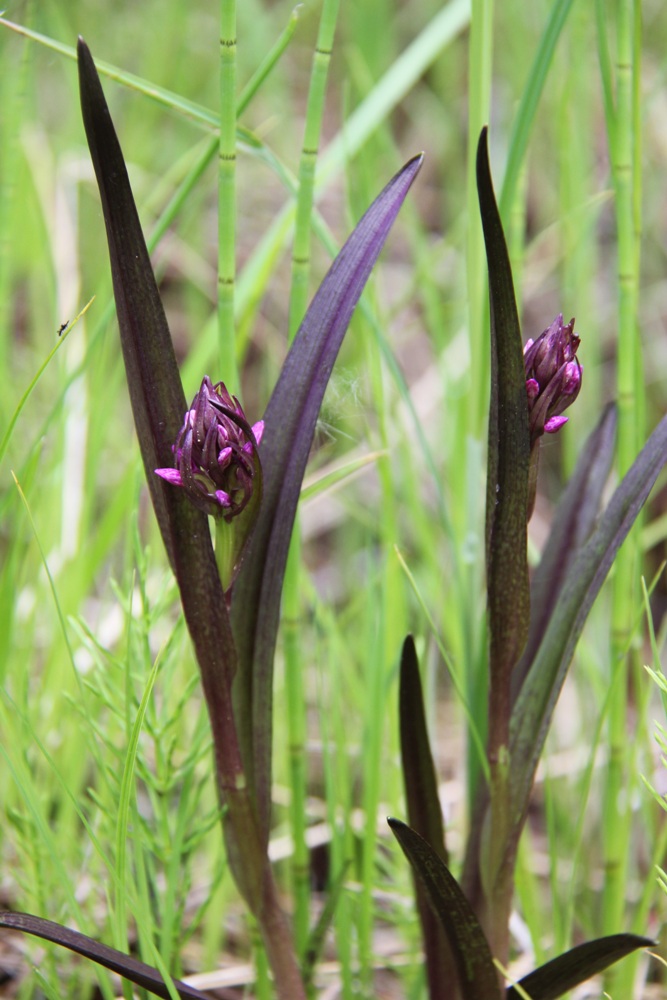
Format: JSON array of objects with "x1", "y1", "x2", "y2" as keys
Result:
[
  {"x1": 288, "y1": 0, "x2": 340, "y2": 340},
  {"x1": 466, "y1": 0, "x2": 493, "y2": 439},
  {"x1": 599, "y1": 0, "x2": 643, "y2": 972},
  {"x1": 283, "y1": 0, "x2": 340, "y2": 960},
  {"x1": 282, "y1": 533, "x2": 311, "y2": 962},
  {"x1": 463, "y1": 0, "x2": 494, "y2": 852},
  {"x1": 358, "y1": 596, "x2": 388, "y2": 997},
  {"x1": 236, "y1": 6, "x2": 300, "y2": 117},
  {"x1": 0, "y1": 27, "x2": 32, "y2": 406},
  {"x1": 559, "y1": 5, "x2": 599, "y2": 476},
  {"x1": 219, "y1": 0, "x2": 239, "y2": 390}
]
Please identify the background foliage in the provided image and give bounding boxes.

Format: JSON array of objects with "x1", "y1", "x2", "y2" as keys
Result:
[{"x1": 1, "y1": 0, "x2": 667, "y2": 996}]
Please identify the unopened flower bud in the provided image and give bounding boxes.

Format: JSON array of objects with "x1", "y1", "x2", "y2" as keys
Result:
[
  {"x1": 524, "y1": 314, "x2": 582, "y2": 445},
  {"x1": 155, "y1": 376, "x2": 264, "y2": 521}
]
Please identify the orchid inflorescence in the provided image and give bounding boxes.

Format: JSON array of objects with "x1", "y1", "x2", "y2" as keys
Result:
[
  {"x1": 155, "y1": 376, "x2": 264, "y2": 521},
  {"x1": 524, "y1": 313, "x2": 582, "y2": 444}
]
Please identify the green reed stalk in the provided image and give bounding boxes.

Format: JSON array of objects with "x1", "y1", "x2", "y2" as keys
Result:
[
  {"x1": 288, "y1": 0, "x2": 340, "y2": 341},
  {"x1": 464, "y1": 0, "x2": 493, "y2": 829},
  {"x1": 0, "y1": 29, "x2": 32, "y2": 411},
  {"x1": 236, "y1": 6, "x2": 300, "y2": 117},
  {"x1": 558, "y1": 5, "x2": 599, "y2": 476},
  {"x1": 466, "y1": 0, "x2": 493, "y2": 439},
  {"x1": 219, "y1": 0, "x2": 239, "y2": 390},
  {"x1": 598, "y1": 0, "x2": 643, "y2": 976},
  {"x1": 283, "y1": 0, "x2": 340, "y2": 962}
]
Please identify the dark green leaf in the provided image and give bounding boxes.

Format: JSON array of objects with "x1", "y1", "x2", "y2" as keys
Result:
[
  {"x1": 511, "y1": 403, "x2": 616, "y2": 704},
  {"x1": 388, "y1": 819, "x2": 502, "y2": 1000},
  {"x1": 230, "y1": 155, "x2": 423, "y2": 843},
  {"x1": 509, "y1": 410, "x2": 667, "y2": 847},
  {"x1": 506, "y1": 933, "x2": 654, "y2": 1000},
  {"x1": 477, "y1": 127, "x2": 530, "y2": 712},
  {"x1": 398, "y1": 636, "x2": 455, "y2": 999},
  {"x1": 0, "y1": 911, "x2": 209, "y2": 1000}
]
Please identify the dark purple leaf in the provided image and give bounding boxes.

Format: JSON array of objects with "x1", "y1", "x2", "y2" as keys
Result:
[
  {"x1": 230, "y1": 154, "x2": 423, "y2": 842},
  {"x1": 78, "y1": 39, "x2": 264, "y2": 909},
  {"x1": 398, "y1": 636, "x2": 455, "y2": 1000},
  {"x1": 77, "y1": 37, "x2": 188, "y2": 573},
  {"x1": 506, "y1": 933, "x2": 654, "y2": 1000},
  {"x1": 0, "y1": 911, "x2": 210, "y2": 1000},
  {"x1": 388, "y1": 819, "x2": 502, "y2": 1000},
  {"x1": 509, "y1": 410, "x2": 667, "y2": 853},
  {"x1": 511, "y1": 403, "x2": 616, "y2": 704},
  {"x1": 477, "y1": 127, "x2": 530, "y2": 726}
]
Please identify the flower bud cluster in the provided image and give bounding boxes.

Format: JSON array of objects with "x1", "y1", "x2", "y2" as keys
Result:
[
  {"x1": 523, "y1": 314, "x2": 582, "y2": 445},
  {"x1": 155, "y1": 376, "x2": 264, "y2": 520}
]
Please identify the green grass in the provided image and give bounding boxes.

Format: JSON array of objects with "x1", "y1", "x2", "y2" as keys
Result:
[{"x1": 2, "y1": 1, "x2": 667, "y2": 997}]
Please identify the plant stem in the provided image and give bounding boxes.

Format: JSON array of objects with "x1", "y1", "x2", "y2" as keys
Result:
[
  {"x1": 283, "y1": 0, "x2": 340, "y2": 962},
  {"x1": 599, "y1": 0, "x2": 641, "y2": 951},
  {"x1": 283, "y1": 533, "x2": 310, "y2": 961},
  {"x1": 219, "y1": 0, "x2": 239, "y2": 391},
  {"x1": 466, "y1": 0, "x2": 493, "y2": 439},
  {"x1": 288, "y1": 0, "x2": 340, "y2": 340}
]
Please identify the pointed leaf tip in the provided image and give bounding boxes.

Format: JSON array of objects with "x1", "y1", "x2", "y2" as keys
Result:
[
  {"x1": 388, "y1": 819, "x2": 501, "y2": 1000},
  {"x1": 0, "y1": 911, "x2": 210, "y2": 1000},
  {"x1": 507, "y1": 933, "x2": 655, "y2": 1000},
  {"x1": 230, "y1": 153, "x2": 422, "y2": 842}
]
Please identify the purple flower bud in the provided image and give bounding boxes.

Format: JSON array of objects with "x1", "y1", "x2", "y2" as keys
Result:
[
  {"x1": 155, "y1": 376, "x2": 264, "y2": 521},
  {"x1": 524, "y1": 314, "x2": 582, "y2": 445}
]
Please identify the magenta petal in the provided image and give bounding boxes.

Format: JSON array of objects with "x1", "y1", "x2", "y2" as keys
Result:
[
  {"x1": 252, "y1": 420, "x2": 265, "y2": 446},
  {"x1": 526, "y1": 378, "x2": 539, "y2": 401},
  {"x1": 155, "y1": 468, "x2": 184, "y2": 486},
  {"x1": 544, "y1": 415, "x2": 569, "y2": 434}
]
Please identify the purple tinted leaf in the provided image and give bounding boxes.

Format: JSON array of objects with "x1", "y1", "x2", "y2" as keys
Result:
[
  {"x1": 0, "y1": 911, "x2": 210, "y2": 1000},
  {"x1": 509, "y1": 411, "x2": 667, "y2": 852},
  {"x1": 506, "y1": 933, "x2": 653, "y2": 1000},
  {"x1": 477, "y1": 127, "x2": 530, "y2": 718},
  {"x1": 230, "y1": 154, "x2": 423, "y2": 841},
  {"x1": 511, "y1": 403, "x2": 617, "y2": 704},
  {"x1": 388, "y1": 819, "x2": 502, "y2": 1000},
  {"x1": 78, "y1": 39, "x2": 262, "y2": 905},
  {"x1": 398, "y1": 636, "x2": 454, "y2": 999},
  {"x1": 77, "y1": 37, "x2": 188, "y2": 573}
]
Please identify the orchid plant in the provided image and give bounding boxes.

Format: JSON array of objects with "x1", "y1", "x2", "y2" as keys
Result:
[
  {"x1": 387, "y1": 130, "x2": 663, "y2": 999},
  {"x1": 0, "y1": 33, "x2": 663, "y2": 1000}
]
